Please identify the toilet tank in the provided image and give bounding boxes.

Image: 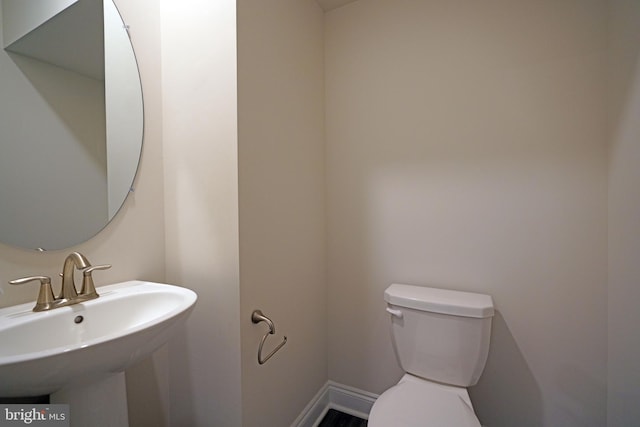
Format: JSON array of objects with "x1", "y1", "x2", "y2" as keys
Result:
[{"x1": 384, "y1": 284, "x2": 494, "y2": 387}]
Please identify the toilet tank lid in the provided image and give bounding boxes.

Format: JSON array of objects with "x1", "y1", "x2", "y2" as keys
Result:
[{"x1": 384, "y1": 284, "x2": 494, "y2": 318}]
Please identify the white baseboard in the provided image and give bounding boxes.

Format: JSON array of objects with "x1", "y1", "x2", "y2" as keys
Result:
[{"x1": 292, "y1": 381, "x2": 379, "y2": 427}]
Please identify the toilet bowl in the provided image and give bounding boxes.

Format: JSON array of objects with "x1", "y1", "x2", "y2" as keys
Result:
[
  {"x1": 368, "y1": 374, "x2": 480, "y2": 427},
  {"x1": 368, "y1": 284, "x2": 494, "y2": 427}
]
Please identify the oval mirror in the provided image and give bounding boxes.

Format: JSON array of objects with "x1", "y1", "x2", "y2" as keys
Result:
[{"x1": 0, "y1": 0, "x2": 143, "y2": 251}]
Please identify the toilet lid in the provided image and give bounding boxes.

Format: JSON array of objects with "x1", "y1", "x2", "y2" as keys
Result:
[{"x1": 368, "y1": 380, "x2": 481, "y2": 427}]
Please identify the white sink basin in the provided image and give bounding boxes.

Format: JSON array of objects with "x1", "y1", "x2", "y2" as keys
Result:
[{"x1": 0, "y1": 280, "x2": 197, "y2": 397}]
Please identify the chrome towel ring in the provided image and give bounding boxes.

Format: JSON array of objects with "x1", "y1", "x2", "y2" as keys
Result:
[{"x1": 251, "y1": 310, "x2": 287, "y2": 365}]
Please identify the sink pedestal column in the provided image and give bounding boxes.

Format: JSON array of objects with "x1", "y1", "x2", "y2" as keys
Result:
[{"x1": 51, "y1": 372, "x2": 129, "y2": 427}]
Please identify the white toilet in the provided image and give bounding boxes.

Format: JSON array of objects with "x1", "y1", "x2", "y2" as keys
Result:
[{"x1": 368, "y1": 283, "x2": 495, "y2": 427}]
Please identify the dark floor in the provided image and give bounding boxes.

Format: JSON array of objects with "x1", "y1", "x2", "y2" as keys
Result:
[{"x1": 318, "y1": 409, "x2": 368, "y2": 427}]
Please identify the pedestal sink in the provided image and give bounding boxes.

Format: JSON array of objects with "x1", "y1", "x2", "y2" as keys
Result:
[{"x1": 0, "y1": 280, "x2": 197, "y2": 426}]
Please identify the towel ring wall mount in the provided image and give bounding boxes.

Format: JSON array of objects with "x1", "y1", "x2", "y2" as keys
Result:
[{"x1": 251, "y1": 310, "x2": 287, "y2": 365}]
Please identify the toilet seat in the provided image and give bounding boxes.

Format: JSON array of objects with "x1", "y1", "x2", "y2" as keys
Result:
[{"x1": 368, "y1": 375, "x2": 481, "y2": 427}]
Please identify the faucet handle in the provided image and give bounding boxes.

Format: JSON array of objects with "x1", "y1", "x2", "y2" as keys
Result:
[
  {"x1": 8, "y1": 276, "x2": 56, "y2": 312},
  {"x1": 80, "y1": 264, "x2": 111, "y2": 299}
]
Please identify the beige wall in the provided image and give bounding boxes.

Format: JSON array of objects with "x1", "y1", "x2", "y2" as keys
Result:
[
  {"x1": 160, "y1": 0, "x2": 242, "y2": 426},
  {"x1": 607, "y1": 0, "x2": 640, "y2": 425},
  {"x1": 237, "y1": 0, "x2": 327, "y2": 426},
  {"x1": 325, "y1": 1, "x2": 608, "y2": 426}
]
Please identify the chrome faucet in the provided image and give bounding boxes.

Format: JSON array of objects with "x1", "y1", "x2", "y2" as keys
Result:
[{"x1": 8, "y1": 252, "x2": 111, "y2": 312}]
